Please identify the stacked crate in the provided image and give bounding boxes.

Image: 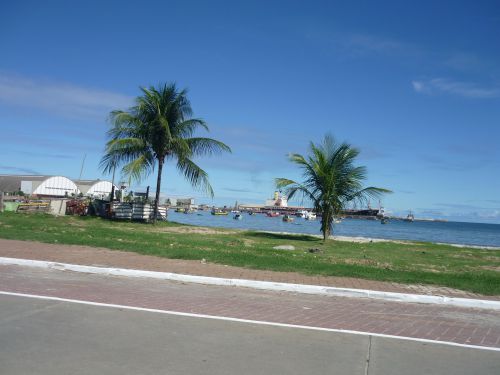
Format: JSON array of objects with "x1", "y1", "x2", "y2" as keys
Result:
[{"x1": 112, "y1": 202, "x2": 133, "y2": 220}]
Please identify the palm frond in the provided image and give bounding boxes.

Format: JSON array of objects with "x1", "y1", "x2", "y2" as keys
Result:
[
  {"x1": 176, "y1": 157, "x2": 214, "y2": 197},
  {"x1": 186, "y1": 137, "x2": 232, "y2": 156},
  {"x1": 175, "y1": 118, "x2": 209, "y2": 138},
  {"x1": 122, "y1": 155, "x2": 155, "y2": 182}
]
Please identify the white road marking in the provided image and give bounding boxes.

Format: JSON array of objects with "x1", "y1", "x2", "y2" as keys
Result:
[{"x1": 1, "y1": 290, "x2": 498, "y2": 352}]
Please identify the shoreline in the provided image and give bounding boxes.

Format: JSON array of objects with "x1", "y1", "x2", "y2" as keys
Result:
[
  {"x1": 168, "y1": 213, "x2": 500, "y2": 250},
  {"x1": 257, "y1": 230, "x2": 500, "y2": 250}
]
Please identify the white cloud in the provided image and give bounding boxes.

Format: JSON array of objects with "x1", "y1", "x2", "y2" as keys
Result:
[
  {"x1": 331, "y1": 33, "x2": 421, "y2": 58},
  {"x1": 412, "y1": 78, "x2": 500, "y2": 99},
  {"x1": 411, "y1": 81, "x2": 426, "y2": 93},
  {"x1": 0, "y1": 73, "x2": 133, "y2": 119}
]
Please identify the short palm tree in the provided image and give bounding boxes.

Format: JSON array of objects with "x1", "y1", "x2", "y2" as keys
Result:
[
  {"x1": 276, "y1": 134, "x2": 391, "y2": 241},
  {"x1": 101, "y1": 83, "x2": 231, "y2": 222}
]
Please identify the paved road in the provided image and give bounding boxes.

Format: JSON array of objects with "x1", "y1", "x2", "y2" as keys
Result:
[
  {"x1": 0, "y1": 294, "x2": 499, "y2": 375},
  {"x1": 1, "y1": 264, "x2": 499, "y2": 348}
]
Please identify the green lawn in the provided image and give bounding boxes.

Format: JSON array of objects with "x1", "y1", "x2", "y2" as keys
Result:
[{"x1": 0, "y1": 212, "x2": 499, "y2": 295}]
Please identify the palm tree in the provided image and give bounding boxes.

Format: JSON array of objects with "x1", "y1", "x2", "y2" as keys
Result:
[
  {"x1": 276, "y1": 134, "x2": 391, "y2": 241},
  {"x1": 101, "y1": 83, "x2": 231, "y2": 223}
]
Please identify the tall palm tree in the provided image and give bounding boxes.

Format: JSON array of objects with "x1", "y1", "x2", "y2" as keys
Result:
[
  {"x1": 276, "y1": 134, "x2": 391, "y2": 241},
  {"x1": 101, "y1": 83, "x2": 231, "y2": 223}
]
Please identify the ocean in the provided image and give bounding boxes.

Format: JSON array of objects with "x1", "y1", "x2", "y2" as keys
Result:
[{"x1": 167, "y1": 210, "x2": 500, "y2": 248}]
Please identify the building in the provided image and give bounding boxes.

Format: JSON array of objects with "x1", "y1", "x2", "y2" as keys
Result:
[
  {"x1": 74, "y1": 180, "x2": 115, "y2": 199},
  {"x1": 0, "y1": 175, "x2": 115, "y2": 198},
  {"x1": 264, "y1": 191, "x2": 288, "y2": 207},
  {"x1": 161, "y1": 195, "x2": 196, "y2": 208}
]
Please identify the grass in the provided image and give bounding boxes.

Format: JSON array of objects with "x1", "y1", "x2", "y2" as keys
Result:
[{"x1": 0, "y1": 212, "x2": 499, "y2": 295}]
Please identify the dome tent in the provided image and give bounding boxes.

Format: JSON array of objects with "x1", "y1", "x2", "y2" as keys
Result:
[
  {"x1": 31, "y1": 176, "x2": 79, "y2": 197},
  {"x1": 75, "y1": 180, "x2": 115, "y2": 198}
]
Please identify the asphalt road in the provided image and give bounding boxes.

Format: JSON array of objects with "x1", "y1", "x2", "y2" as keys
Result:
[{"x1": 1, "y1": 294, "x2": 499, "y2": 375}]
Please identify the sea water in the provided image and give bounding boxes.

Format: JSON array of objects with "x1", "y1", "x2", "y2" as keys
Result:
[{"x1": 167, "y1": 210, "x2": 500, "y2": 248}]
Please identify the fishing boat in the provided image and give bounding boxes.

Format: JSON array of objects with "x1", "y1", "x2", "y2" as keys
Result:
[
  {"x1": 404, "y1": 211, "x2": 415, "y2": 222},
  {"x1": 266, "y1": 211, "x2": 280, "y2": 217},
  {"x1": 305, "y1": 212, "x2": 316, "y2": 220},
  {"x1": 282, "y1": 214, "x2": 294, "y2": 222},
  {"x1": 295, "y1": 210, "x2": 308, "y2": 218},
  {"x1": 233, "y1": 213, "x2": 243, "y2": 220},
  {"x1": 211, "y1": 209, "x2": 228, "y2": 216}
]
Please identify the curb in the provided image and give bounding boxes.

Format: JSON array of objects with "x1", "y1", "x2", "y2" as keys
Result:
[{"x1": 1, "y1": 256, "x2": 499, "y2": 311}]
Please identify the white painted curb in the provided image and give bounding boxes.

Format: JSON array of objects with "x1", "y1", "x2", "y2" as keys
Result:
[{"x1": 1, "y1": 257, "x2": 499, "y2": 311}]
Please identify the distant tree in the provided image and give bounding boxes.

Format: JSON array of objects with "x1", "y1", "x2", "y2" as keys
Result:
[
  {"x1": 101, "y1": 83, "x2": 231, "y2": 223},
  {"x1": 276, "y1": 134, "x2": 391, "y2": 242}
]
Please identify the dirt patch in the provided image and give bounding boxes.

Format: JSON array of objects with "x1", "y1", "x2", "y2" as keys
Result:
[
  {"x1": 340, "y1": 258, "x2": 392, "y2": 268},
  {"x1": 412, "y1": 264, "x2": 446, "y2": 273},
  {"x1": 152, "y1": 226, "x2": 234, "y2": 235},
  {"x1": 479, "y1": 265, "x2": 500, "y2": 272},
  {"x1": 243, "y1": 239, "x2": 256, "y2": 247}
]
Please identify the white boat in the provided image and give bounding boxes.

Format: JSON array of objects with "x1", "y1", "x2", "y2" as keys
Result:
[
  {"x1": 404, "y1": 211, "x2": 415, "y2": 222},
  {"x1": 305, "y1": 212, "x2": 316, "y2": 220},
  {"x1": 295, "y1": 210, "x2": 308, "y2": 218}
]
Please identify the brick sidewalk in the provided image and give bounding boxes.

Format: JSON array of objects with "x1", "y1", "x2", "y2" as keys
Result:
[
  {"x1": 2, "y1": 264, "x2": 500, "y2": 349},
  {"x1": 0, "y1": 239, "x2": 497, "y2": 301}
]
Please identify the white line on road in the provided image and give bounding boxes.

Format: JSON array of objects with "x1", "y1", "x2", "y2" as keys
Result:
[{"x1": 1, "y1": 290, "x2": 498, "y2": 352}]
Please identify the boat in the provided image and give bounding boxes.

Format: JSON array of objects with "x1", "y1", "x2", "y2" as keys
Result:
[
  {"x1": 282, "y1": 214, "x2": 294, "y2": 222},
  {"x1": 231, "y1": 210, "x2": 240, "y2": 214},
  {"x1": 305, "y1": 212, "x2": 316, "y2": 220},
  {"x1": 233, "y1": 213, "x2": 243, "y2": 220},
  {"x1": 334, "y1": 218, "x2": 342, "y2": 224},
  {"x1": 381, "y1": 217, "x2": 389, "y2": 224},
  {"x1": 211, "y1": 209, "x2": 228, "y2": 216},
  {"x1": 248, "y1": 211, "x2": 254, "y2": 216},
  {"x1": 404, "y1": 211, "x2": 415, "y2": 222},
  {"x1": 295, "y1": 210, "x2": 308, "y2": 218},
  {"x1": 175, "y1": 208, "x2": 186, "y2": 213},
  {"x1": 266, "y1": 211, "x2": 280, "y2": 217}
]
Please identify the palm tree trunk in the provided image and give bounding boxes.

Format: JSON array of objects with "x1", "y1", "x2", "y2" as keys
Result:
[
  {"x1": 152, "y1": 157, "x2": 164, "y2": 224},
  {"x1": 322, "y1": 211, "x2": 331, "y2": 243}
]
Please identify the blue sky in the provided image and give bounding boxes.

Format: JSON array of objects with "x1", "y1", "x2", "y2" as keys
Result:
[{"x1": 1, "y1": 0, "x2": 499, "y2": 223}]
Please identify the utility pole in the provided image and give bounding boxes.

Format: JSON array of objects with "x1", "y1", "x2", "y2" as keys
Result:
[
  {"x1": 78, "y1": 154, "x2": 87, "y2": 181},
  {"x1": 110, "y1": 164, "x2": 116, "y2": 202},
  {"x1": 108, "y1": 164, "x2": 116, "y2": 219}
]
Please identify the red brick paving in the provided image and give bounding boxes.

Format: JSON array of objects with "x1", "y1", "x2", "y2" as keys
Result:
[
  {"x1": 0, "y1": 239, "x2": 498, "y2": 300},
  {"x1": 1, "y1": 264, "x2": 499, "y2": 349}
]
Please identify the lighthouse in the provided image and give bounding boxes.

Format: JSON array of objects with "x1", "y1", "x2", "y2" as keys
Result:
[{"x1": 265, "y1": 191, "x2": 288, "y2": 207}]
